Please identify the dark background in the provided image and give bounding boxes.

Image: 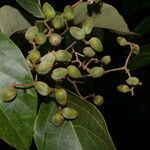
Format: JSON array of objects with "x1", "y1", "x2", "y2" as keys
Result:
[{"x1": 0, "y1": 0, "x2": 150, "y2": 150}]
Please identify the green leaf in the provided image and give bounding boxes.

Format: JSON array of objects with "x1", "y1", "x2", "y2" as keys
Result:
[
  {"x1": 0, "y1": 6, "x2": 31, "y2": 36},
  {"x1": 0, "y1": 32, "x2": 38, "y2": 149},
  {"x1": 129, "y1": 44, "x2": 150, "y2": 70},
  {"x1": 34, "y1": 92, "x2": 116, "y2": 150},
  {"x1": 73, "y1": 2, "x2": 130, "y2": 34},
  {"x1": 16, "y1": 0, "x2": 44, "y2": 18}
]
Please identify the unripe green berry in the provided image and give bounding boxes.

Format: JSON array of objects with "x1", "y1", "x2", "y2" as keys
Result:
[
  {"x1": 51, "y1": 68, "x2": 67, "y2": 81},
  {"x1": 52, "y1": 15, "x2": 64, "y2": 29},
  {"x1": 88, "y1": 37, "x2": 103, "y2": 52},
  {"x1": 82, "y1": 18, "x2": 93, "y2": 35},
  {"x1": 40, "y1": 52, "x2": 55, "y2": 64},
  {"x1": 89, "y1": 67, "x2": 105, "y2": 78},
  {"x1": 63, "y1": 5, "x2": 74, "y2": 21},
  {"x1": 28, "y1": 49, "x2": 41, "y2": 63},
  {"x1": 117, "y1": 85, "x2": 130, "y2": 93},
  {"x1": 49, "y1": 33, "x2": 62, "y2": 46},
  {"x1": 55, "y1": 88, "x2": 67, "y2": 105},
  {"x1": 34, "y1": 33, "x2": 47, "y2": 45},
  {"x1": 26, "y1": 58, "x2": 33, "y2": 69},
  {"x1": 67, "y1": 65, "x2": 81, "y2": 78},
  {"x1": 101, "y1": 55, "x2": 111, "y2": 65},
  {"x1": 117, "y1": 36, "x2": 128, "y2": 46},
  {"x1": 132, "y1": 44, "x2": 140, "y2": 55},
  {"x1": 93, "y1": 95, "x2": 104, "y2": 106},
  {"x1": 55, "y1": 50, "x2": 72, "y2": 62},
  {"x1": 42, "y1": 2, "x2": 55, "y2": 20},
  {"x1": 25, "y1": 26, "x2": 38, "y2": 41},
  {"x1": 70, "y1": 27, "x2": 85, "y2": 40},
  {"x1": 52, "y1": 112, "x2": 64, "y2": 126},
  {"x1": 83, "y1": 47, "x2": 95, "y2": 57},
  {"x1": 2, "y1": 86, "x2": 17, "y2": 102},
  {"x1": 126, "y1": 77, "x2": 140, "y2": 86},
  {"x1": 61, "y1": 107, "x2": 78, "y2": 119}
]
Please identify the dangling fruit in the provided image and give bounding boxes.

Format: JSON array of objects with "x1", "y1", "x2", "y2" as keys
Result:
[
  {"x1": 67, "y1": 65, "x2": 81, "y2": 78},
  {"x1": 83, "y1": 47, "x2": 95, "y2": 57},
  {"x1": 42, "y1": 2, "x2": 55, "y2": 20},
  {"x1": 40, "y1": 52, "x2": 55, "y2": 64},
  {"x1": 117, "y1": 36, "x2": 128, "y2": 46},
  {"x1": 61, "y1": 107, "x2": 78, "y2": 119},
  {"x1": 93, "y1": 95, "x2": 104, "y2": 106},
  {"x1": 88, "y1": 37, "x2": 103, "y2": 52},
  {"x1": 70, "y1": 27, "x2": 85, "y2": 40},
  {"x1": 126, "y1": 77, "x2": 140, "y2": 86},
  {"x1": 52, "y1": 15, "x2": 64, "y2": 29},
  {"x1": 25, "y1": 26, "x2": 38, "y2": 42},
  {"x1": 55, "y1": 50, "x2": 72, "y2": 62},
  {"x1": 51, "y1": 68, "x2": 67, "y2": 81},
  {"x1": 63, "y1": 5, "x2": 74, "y2": 21},
  {"x1": 89, "y1": 67, "x2": 105, "y2": 78},
  {"x1": 82, "y1": 18, "x2": 93, "y2": 35},
  {"x1": 35, "y1": 81, "x2": 53, "y2": 96},
  {"x1": 101, "y1": 55, "x2": 111, "y2": 65},
  {"x1": 52, "y1": 112, "x2": 64, "y2": 126},
  {"x1": 117, "y1": 84, "x2": 130, "y2": 93},
  {"x1": 28, "y1": 49, "x2": 41, "y2": 63},
  {"x1": 132, "y1": 44, "x2": 140, "y2": 55},
  {"x1": 34, "y1": 33, "x2": 47, "y2": 45},
  {"x1": 49, "y1": 33, "x2": 62, "y2": 46},
  {"x1": 55, "y1": 88, "x2": 67, "y2": 105},
  {"x1": 2, "y1": 86, "x2": 17, "y2": 102}
]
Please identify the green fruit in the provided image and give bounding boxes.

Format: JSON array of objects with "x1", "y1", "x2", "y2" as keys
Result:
[
  {"x1": 51, "y1": 68, "x2": 67, "y2": 81},
  {"x1": 55, "y1": 88, "x2": 67, "y2": 105},
  {"x1": 82, "y1": 18, "x2": 93, "y2": 35},
  {"x1": 63, "y1": 5, "x2": 74, "y2": 21},
  {"x1": 49, "y1": 33, "x2": 62, "y2": 46},
  {"x1": 42, "y1": 2, "x2": 55, "y2": 20},
  {"x1": 83, "y1": 47, "x2": 95, "y2": 57},
  {"x1": 26, "y1": 58, "x2": 33, "y2": 69},
  {"x1": 101, "y1": 55, "x2": 111, "y2": 65},
  {"x1": 35, "y1": 81, "x2": 53, "y2": 96},
  {"x1": 132, "y1": 44, "x2": 140, "y2": 55},
  {"x1": 126, "y1": 77, "x2": 140, "y2": 86},
  {"x1": 89, "y1": 67, "x2": 105, "y2": 78},
  {"x1": 25, "y1": 26, "x2": 38, "y2": 41},
  {"x1": 61, "y1": 107, "x2": 78, "y2": 119},
  {"x1": 2, "y1": 86, "x2": 17, "y2": 102},
  {"x1": 88, "y1": 37, "x2": 103, "y2": 52},
  {"x1": 34, "y1": 33, "x2": 47, "y2": 45},
  {"x1": 52, "y1": 15, "x2": 64, "y2": 29},
  {"x1": 36, "y1": 61, "x2": 53, "y2": 75},
  {"x1": 40, "y1": 52, "x2": 55, "y2": 64},
  {"x1": 28, "y1": 49, "x2": 41, "y2": 63},
  {"x1": 117, "y1": 36, "x2": 128, "y2": 46},
  {"x1": 67, "y1": 65, "x2": 81, "y2": 78},
  {"x1": 70, "y1": 27, "x2": 85, "y2": 40},
  {"x1": 117, "y1": 85, "x2": 130, "y2": 93},
  {"x1": 52, "y1": 112, "x2": 64, "y2": 126},
  {"x1": 93, "y1": 95, "x2": 104, "y2": 106},
  {"x1": 55, "y1": 50, "x2": 72, "y2": 62}
]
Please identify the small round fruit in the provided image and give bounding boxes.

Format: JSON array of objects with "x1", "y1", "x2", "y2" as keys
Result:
[
  {"x1": 132, "y1": 44, "x2": 140, "y2": 55},
  {"x1": 34, "y1": 33, "x2": 47, "y2": 45},
  {"x1": 42, "y1": 2, "x2": 55, "y2": 20},
  {"x1": 93, "y1": 95, "x2": 104, "y2": 106},
  {"x1": 51, "y1": 68, "x2": 67, "y2": 81},
  {"x1": 61, "y1": 107, "x2": 78, "y2": 119},
  {"x1": 67, "y1": 65, "x2": 81, "y2": 78},
  {"x1": 82, "y1": 18, "x2": 93, "y2": 35},
  {"x1": 55, "y1": 50, "x2": 72, "y2": 62},
  {"x1": 28, "y1": 49, "x2": 41, "y2": 63},
  {"x1": 126, "y1": 77, "x2": 140, "y2": 86},
  {"x1": 52, "y1": 15, "x2": 64, "y2": 29},
  {"x1": 52, "y1": 112, "x2": 64, "y2": 126},
  {"x1": 117, "y1": 36, "x2": 128, "y2": 46},
  {"x1": 88, "y1": 37, "x2": 103, "y2": 52},
  {"x1": 25, "y1": 26, "x2": 38, "y2": 41},
  {"x1": 83, "y1": 47, "x2": 95, "y2": 57},
  {"x1": 55, "y1": 88, "x2": 67, "y2": 105},
  {"x1": 49, "y1": 33, "x2": 62, "y2": 46},
  {"x1": 101, "y1": 55, "x2": 111, "y2": 65},
  {"x1": 70, "y1": 27, "x2": 85, "y2": 40},
  {"x1": 40, "y1": 52, "x2": 55, "y2": 64},
  {"x1": 63, "y1": 5, "x2": 74, "y2": 21},
  {"x1": 117, "y1": 85, "x2": 130, "y2": 93},
  {"x1": 89, "y1": 67, "x2": 105, "y2": 78},
  {"x1": 2, "y1": 86, "x2": 17, "y2": 102}
]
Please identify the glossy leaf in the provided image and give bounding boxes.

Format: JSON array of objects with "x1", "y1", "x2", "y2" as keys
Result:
[
  {"x1": 0, "y1": 32, "x2": 38, "y2": 149},
  {"x1": 34, "y1": 92, "x2": 116, "y2": 150}
]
